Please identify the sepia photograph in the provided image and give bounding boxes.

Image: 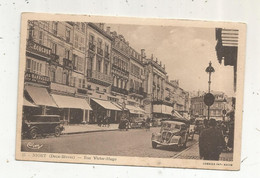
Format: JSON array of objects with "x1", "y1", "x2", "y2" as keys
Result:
[{"x1": 16, "y1": 13, "x2": 246, "y2": 170}]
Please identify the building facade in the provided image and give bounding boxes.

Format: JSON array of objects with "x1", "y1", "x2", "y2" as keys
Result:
[
  {"x1": 190, "y1": 91, "x2": 229, "y2": 121},
  {"x1": 23, "y1": 20, "x2": 191, "y2": 125}
]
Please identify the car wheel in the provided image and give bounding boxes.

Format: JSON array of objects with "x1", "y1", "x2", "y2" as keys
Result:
[
  {"x1": 152, "y1": 142, "x2": 157, "y2": 148},
  {"x1": 54, "y1": 127, "x2": 61, "y2": 137},
  {"x1": 30, "y1": 129, "x2": 37, "y2": 139}
]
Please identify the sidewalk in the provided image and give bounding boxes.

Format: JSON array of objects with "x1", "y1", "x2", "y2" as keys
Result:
[
  {"x1": 62, "y1": 124, "x2": 119, "y2": 135},
  {"x1": 173, "y1": 142, "x2": 233, "y2": 161}
]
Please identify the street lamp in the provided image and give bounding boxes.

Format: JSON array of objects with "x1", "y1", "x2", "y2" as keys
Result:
[
  {"x1": 205, "y1": 61, "x2": 215, "y2": 93},
  {"x1": 222, "y1": 98, "x2": 227, "y2": 121},
  {"x1": 205, "y1": 61, "x2": 215, "y2": 120}
]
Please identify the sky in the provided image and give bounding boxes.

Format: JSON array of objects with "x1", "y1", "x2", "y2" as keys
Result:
[{"x1": 106, "y1": 24, "x2": 235, "y2": 97}]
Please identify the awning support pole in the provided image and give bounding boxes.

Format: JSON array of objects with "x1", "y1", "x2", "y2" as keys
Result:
[
  {"x1": 83, "y1": 109, "x2": 86, "y2": 123},
  {"x1": 87, "y1": 110, "x2": 90, "y2": 123},
  {"x1": 68, "y1": 108, "x2": 70, "y2": 124}
]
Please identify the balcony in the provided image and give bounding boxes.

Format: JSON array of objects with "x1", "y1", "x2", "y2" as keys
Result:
[
  {"x1": 97, "y1": 47, "x2": 103, "y2": 56},
  {"x1": 63, "y1": 58, "x2": 73, "y2": 70},
  {"x1": 104, "y1": 51, "x2": 110, "y2": 59},
  {"x1": 89, "y1": 42, "x2": 95, "y2": 52},
  {"x1": 50, "y1": 53, "x2": 59, "y2": 65},
  {"x1": 129, "y1": 87, "x2": 147, "y2": 98},
  {"x1": 111, "y1": 85, "x2": 128, "y2": 95},
  {"x1": 87, "y1": 69, "x2": 113, "y2": 87},
  {"x1": 112, "y1": 64, "x2": 129, "y2": 75}
]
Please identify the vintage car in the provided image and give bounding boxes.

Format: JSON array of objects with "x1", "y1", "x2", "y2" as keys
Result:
[
  {"x1": 151, "y1": 121, "x2": 189, "y2": 149},
  {"x1": 130, "y1": 117, "x2": 145, "y2": 129},
  {"x1": 22, "y1": 115, "x2": 64, "y2": 139}
]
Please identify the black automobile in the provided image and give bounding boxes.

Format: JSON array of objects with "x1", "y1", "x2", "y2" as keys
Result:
[{"x1": 22, "y1": 115, "x2": 64, "y2": 139}]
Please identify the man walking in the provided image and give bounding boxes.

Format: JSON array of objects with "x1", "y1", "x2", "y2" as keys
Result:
[{"x1": 199, "y1": 118, "x2": 225, "y2": 160}]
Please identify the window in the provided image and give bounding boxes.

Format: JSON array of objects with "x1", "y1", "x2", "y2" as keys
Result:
[
  {"x1": 82, "y1": 79, "x2": 85, "y2": 88},
  {"x1": 78, "y1": 78, "x2": 82, "y2": 88},
  {"x1": 75, "y1": 34, "x2": 78, "y2": 48},
  {"x1": 105, "y1": 44, "x2": 109, "y2": 52},
  {"x1": 51, "y1": 43, "x2": 57, "y2": 54},
  {"x1": 81, "y1": 23, "x2": 85, "y2": 32},
  {"x1": 39, "y1": 31, "x2": 43, "y2": 44},
  {"x1": 65, "y1": 28, "x2": 71, "y2": 42},
  {"x1": 96, "y1": 87, "x2": 99, "y2": 91},
  {"x1": 50, "y1": 71, "x2": 55, "y2": 82},
  {"x1": 103, "y1": 89, "x2": 106, "y2": 93},
  {"x1": 97, "y1": 60, "x2": 101, "y2": 72},
  {"x1": 52, "y1": 22, "x2": 58, "y2": 35},
  {"x1": 104, "y1": 63, "x2": 108, "y2": 75},
  {"x1": 97, "y1": 39, "x2": 102, "y2": 49},
  {"x1": 77, "y1": 57, "x2": 83, "y2": 72},
  {"x1": 62, "y1": 73, "x2": 68, "y2": 85},
  {"x1": 89, "y1": 34, "x2": 94, "y2": 44},
  {"x1": 26, "y1": 59, "x2": 31, "y2": 72},
  {"x1": 65, "y1": 49, "x2": 70, "y2": 59}
]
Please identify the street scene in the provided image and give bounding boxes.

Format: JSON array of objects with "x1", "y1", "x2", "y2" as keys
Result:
[{"x1": 20, "y1": 20, "x2": 238, "y2": 162}]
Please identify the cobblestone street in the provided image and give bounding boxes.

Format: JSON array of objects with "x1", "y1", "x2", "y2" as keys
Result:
[{"x1": 173, "y1": 142, "x2": 233, "y2": 161}]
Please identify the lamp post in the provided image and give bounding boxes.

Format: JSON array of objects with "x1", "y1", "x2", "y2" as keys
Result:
[
  {"x1": 222, "y1": 98, "x2": 227, "y2": 121},
  {"x1": 205, "y1": 61, "x2": 215, "y2": 120}
]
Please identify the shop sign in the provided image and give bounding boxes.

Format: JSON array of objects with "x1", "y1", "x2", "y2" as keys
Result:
[
  {"x1": 25, "y1": 72, "x2": 50, "y2": 85},
  {"x1": 27, "y1": 40, "x2": 52, "y2": 58}
]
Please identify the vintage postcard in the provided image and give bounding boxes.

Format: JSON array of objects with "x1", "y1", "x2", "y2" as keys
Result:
[{"x1": 16, "y1": 13, "x2": 246, "y2": 170}]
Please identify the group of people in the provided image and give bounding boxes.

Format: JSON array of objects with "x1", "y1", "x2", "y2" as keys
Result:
[
  {"x1": 199, "y1": 118, "x2": 234, "y2": 160},
  {"x1": 118, "y1": 116, "x2": 151, "y2": 131},
  {"x1": 97, "y1": 115, "x2": 110, "y2": 127}
]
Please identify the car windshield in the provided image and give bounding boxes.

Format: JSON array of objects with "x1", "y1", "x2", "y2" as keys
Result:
[{"x1": 162, "y1": 123, "x2": 181, "y2": 130}]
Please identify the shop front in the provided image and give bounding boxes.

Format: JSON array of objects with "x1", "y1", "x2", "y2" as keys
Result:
[
  {"x1": 24, "y1": 85, "x2": 57, "y2": 115},
  {"x1": 51, "y1": 94, "x2": 92, "y2": 124},
  {"x1": 90, "y1": 98, "x2": 121, "y2": 124}
]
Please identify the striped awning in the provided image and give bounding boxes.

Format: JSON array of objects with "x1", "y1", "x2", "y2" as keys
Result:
[{"x1": 52, "y1": 94, "x2": 92, "y2": 110}]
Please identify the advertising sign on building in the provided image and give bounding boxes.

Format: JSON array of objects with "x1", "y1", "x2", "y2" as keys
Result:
[{"x1": 25, "y1": 72, "x2": 50, "y2": 85}]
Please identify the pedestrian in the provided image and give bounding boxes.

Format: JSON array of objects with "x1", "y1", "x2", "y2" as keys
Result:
[
  {"x1": 145, "y1": 117, "x2": 151, "y2": 131},
  {"x1": 107, "y1": 116, "x2": 110, "y2": 127},
  {"x1": 199, "y1": 118, "x2": 225, "y2": 160},
  {"x1": 227, "y1": 118, "x2": 234, "y2": 152}
]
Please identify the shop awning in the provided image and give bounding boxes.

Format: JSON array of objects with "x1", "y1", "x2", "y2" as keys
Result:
[
  {"x1": 135, "y1": 107, "x2": 146, "y2": 114},
  {"x1": 111, "y1": 102, "x2": 128, "y2": 110},
  {"x1": 25, "y1": 86, "x2": 57, "y2": 107},
  {"x1": 91, "y1": 98, "x2": 121, "y2": 111},
  {"x1": 52, "y1": 94, "x2": 92, "y2": 110},
  {"x1": 125, "y1": 105, "x2": 144, "y2": 114},
  {"x1": 172, "y1": 110, "x2": 184, "y2": 119},
  {"x1": 23, "y1": 98, "x2": 38, "y2": 107}
]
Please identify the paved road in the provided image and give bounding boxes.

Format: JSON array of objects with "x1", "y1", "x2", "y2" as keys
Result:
[{"x1": 21, "y1": 128, "x2": 198, "y2": 158}]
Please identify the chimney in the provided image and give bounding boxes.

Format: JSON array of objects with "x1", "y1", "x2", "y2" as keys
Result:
[
  {"x1": 151, "y1": 54, "x2": 154, "y2": 60},
  {"x1": 106, "y1": 26, "x2": 111, "y2": 34},
  {"x1": 160, "y1": 61, "x2": 162, "y2": 66},
  {"x1": 163, "y1": 64, "x2": 165, "y2": 69},
  {"x1": 100, "y1": 23, "x2": 104, "y2": 30}
]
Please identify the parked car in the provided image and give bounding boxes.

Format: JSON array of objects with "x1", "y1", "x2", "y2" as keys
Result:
[
  {"x1": 151, "y1": 120, "x2": 189, "y2": 149},
  {"x1": 130, "y1": 117, "x2": 145, "y2": 129},
  {"x1": 22, "y1": 115, "x2": 64, "y2": 139}
]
